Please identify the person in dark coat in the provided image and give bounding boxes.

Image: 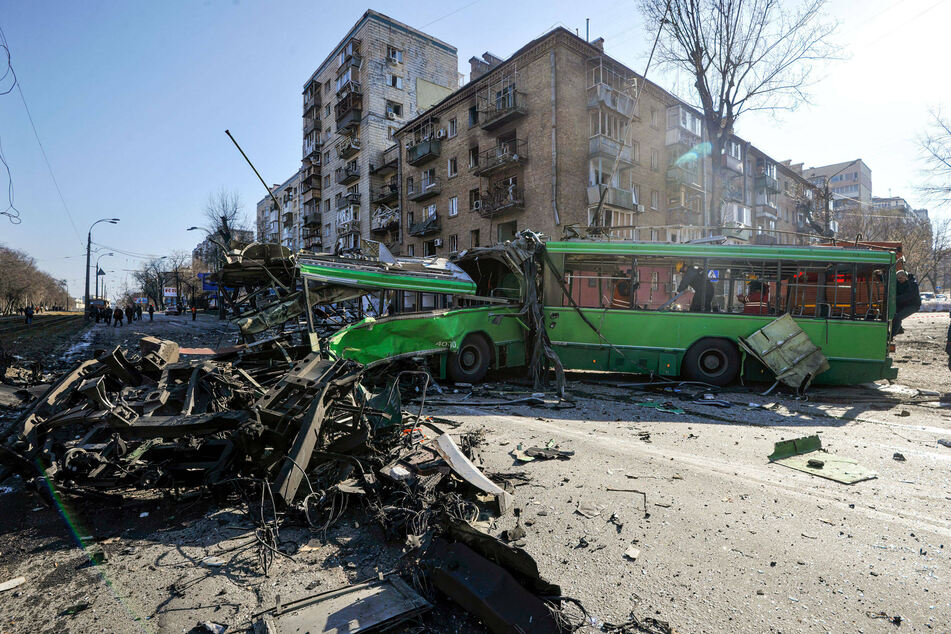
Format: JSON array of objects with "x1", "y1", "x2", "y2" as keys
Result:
[
  {"x1": 677, "y1": 264, "x2": 715, "y2": 312},
  {"x1": 113, "y1": 307, "x2": 123, "y2": 327},
  {"x1": 892, "y1": 270, "x2": 921, "y2": 336},
  {"x1": 24, "y1": 305, "x2": 34, "y2": 326},
  {"x1": 124, "y1": 305, "x2": 133, "y2": 325},
  {"x1": 136, "y1": 304, "x2": 143, "y2": 321},
  {"x1": 104, "y1": 305, "x2": 111, "y2": 326},
  {"x1": 148, "y1": 304, "x2": 155, "y2": 321}
]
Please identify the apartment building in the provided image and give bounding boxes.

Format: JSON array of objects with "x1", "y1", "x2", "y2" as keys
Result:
[
  {"x1": 395, "y1": 28, "x2": 706, "y2": 256},
  {"x1": 255, "y1": 172, "x2": 301, "y2": 249},
  {"x1": 298, "y1": 10, "x2": 458, "y2": 254},
  {"x1": 804, "y1": 159, "x2": 873, "y2": 212}
]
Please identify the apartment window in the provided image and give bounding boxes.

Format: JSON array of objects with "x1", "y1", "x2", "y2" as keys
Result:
[
  {"x1": 448, "y1": 234, "x2": 458, "y2": 252},
  {"x1": 325, "y1": 104, "x2": 331, "y2": 117},
  {"x1": 728, "y1": 140, "x2": 742, "y2": 160},
  {"x1": 468, "y1": 146, "x2": 479, "y2": 168},
  {"x1": 632, "y1": 141, "x2": 640, "y2": 164},
  {"x1": 386, "y1": 101, "x2": 403, "y2": 117},
  {"x1": 448, "y1": 118, "x2": 457, "y2": 138},
  {"x1": 323, "y1": 223, "x2": 331, "y2": 236},
  {"x1": 386, "y1": 45, "x2": 403, "y2": 63},
  {"x1": 407, "y1": 211, "x2": 414, "y2": 226},
  {"x1": 650, "y1": 148, "x2": 659, "y2": 171},
  {"x1": 425, "y1": 204, "x2": 436, "y2": 218},
  {"x1": 424, "y1": 240, "x2": 437, "y2": 256},
  {"x1": 325, "y1": 126, "x2": 331, "y2": 138},
  {"x1": 387, "y1": 74, "x2": 403, "y2": 89},
  {"x1": 347, "y1": 184, "x2": 358, "y2": 195},
  {"x1": 468, "y1": 105, "x2": 479, "y2": 127},
  {"x1": 323, "y1": 199, "x2": 330, "y2": 212},
  {"x1": 650, "y1": 108, "x2": 658, "y2": 128},
  {"x1": 448, "y1": 157, "x2": 457, "y2": 178},
  {"x1": 632, "y1": 184, "x2": 640, "y2": 205},
  {"x1": 406, "y1": 176, "x2": 414, "y2": 194},
  {"x1": 335, "y1": 192, "x2": 342, "y2": 205},
  {"x1": 449, "y1": 196, "x2": 458, "y2": 217},
  {"x1": 324, "y1": 150, "x2": 331, "y2": 165},
  {"x1": 423, "y1": 167, "x2": 436, "y2": 184},
  {"x1": 469, "y1": 188, "x2": 481, "y2": 211},
  {"x1": 470, "y1": 229, "x2": 480, "y2": 247},
  {"x1": 498, "y1": 220, "x2": 516, "y2": 243},
  {"x1": 407, "y1": 244, "x2": 415, "y2": 256},
  {"x1": 650, "y1": 189, "x2": 659, "y2": 210},
  {"x1": 388, "y1": 126, "x2": 397, "y2": 140},
  {"x1": 323, "y1": 175, "x2": 330, "y2": 188}
]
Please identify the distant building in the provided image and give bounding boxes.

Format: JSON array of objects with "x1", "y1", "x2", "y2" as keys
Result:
[
  {"x1": 256, "y1": 172, "x2": 302, "y2": 249},
  {"x1": 803, "y1": 159, "x2": 873, "y2": 212},
  {"x1": 192, "y1": 229, "x2": 253, "y2": 270}
]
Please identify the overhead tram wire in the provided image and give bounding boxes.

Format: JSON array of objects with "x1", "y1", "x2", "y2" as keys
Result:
[
  {"x1": 0, "y1": 33, "x2": 20, "y2": 223},
  {"x1": 0, "y1": 22, "x2": 83, "y2": 244}
]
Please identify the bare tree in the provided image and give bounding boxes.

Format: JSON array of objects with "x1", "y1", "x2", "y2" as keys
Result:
[
  {"x1": 920, "y1": 110, "x2": 951, "y2": 205},
  {"x1": 203, "y1": 188, "x2": 247, "y2": 242},
  {"x1": 640, "y1": 0, "x2": 839, "y2": 227},
  {"x1": 0, "y1": 244, "x2": 70, "y2": 313},
  {"x1": 132, "y1": 257, "x2": 167, "y2": 308}
]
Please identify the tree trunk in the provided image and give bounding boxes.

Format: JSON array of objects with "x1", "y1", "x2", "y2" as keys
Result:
[{"x1": 707, "y1": 133, "x2": 726, "y2": 233}]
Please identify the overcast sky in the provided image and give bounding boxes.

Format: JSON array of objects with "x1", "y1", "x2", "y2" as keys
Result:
[{"x1": 1, "y1": 0, "x2": 948, "y2": 300}]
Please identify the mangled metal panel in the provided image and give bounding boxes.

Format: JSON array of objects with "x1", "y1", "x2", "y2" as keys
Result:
[
  {"x1": 298, "y1": 254, "x2": 476, "y2": 295},
  {"x1": 738, "y1": 314, "x2": 830, "y2": 392}
]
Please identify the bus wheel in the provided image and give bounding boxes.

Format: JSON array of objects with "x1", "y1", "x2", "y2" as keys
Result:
[
  {"x1": 682, "y1": 338, "x2": 740, "y2": 386},
  {"x1": 448, "y1": 334, "x2": 491, "y2": 383}
]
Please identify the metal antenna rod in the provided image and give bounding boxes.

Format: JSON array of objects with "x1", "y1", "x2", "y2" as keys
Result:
[{"x1": 225, "y1": 129, "x2": 283, "y2": 214}]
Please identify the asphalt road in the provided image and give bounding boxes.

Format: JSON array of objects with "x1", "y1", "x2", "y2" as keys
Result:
[{"x1": 0, "y1": 313, "x2": 948, "y2": 633}]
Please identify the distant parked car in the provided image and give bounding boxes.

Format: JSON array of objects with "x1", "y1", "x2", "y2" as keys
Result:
[{"x1": 165, "y1": 307, "x2": 181, "y2": 316}]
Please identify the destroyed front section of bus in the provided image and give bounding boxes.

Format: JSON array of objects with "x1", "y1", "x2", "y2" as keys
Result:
[{"x1": 319, "y1": 234, "x2": 565, "y2": 394}]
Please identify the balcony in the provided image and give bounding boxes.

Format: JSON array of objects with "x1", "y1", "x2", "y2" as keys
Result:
[
  {"x1": 409, "y1": 213, "x2": 440, "y2": 237},
  {"x1": 303, "y1": 87, "x2": 320, "y2": 115},
  {"x1": 666, "y1": 165, "x2": 704, "y2": 192},
  {"x1": 282, "y1": 211, "x2": 294, "y2": 226},
  {"x1": 665, "y1": 127, "x2": 701, "y2": 149},
  {"x1": 407, "y1": 138, "x2": 441, "y2": 166},
  {"x1": 335, "y1": 92, "x2": 362, "y2": 132},
  {"x1": 589, "y1": 135, "x2": 633, "y2": 165},
  {"x1": 722, "y1": 153, "x2": 743, "y2": 174},
  {"x1": 480, "y1": 90, "x2": 527, "y2": 131},
  {"x1": 303, "y1": 115, "x2": 319, "y2": 135},
  {"x1": 586, "y1": 185, "x2": 636, "y2": 210},
  {"x1": 336, "y1": 79, "x2": 362, "y2": 99},
  {"x1": 587, "y1": 83, "x2": 637, "y2": 118},
  {"x1": 336, "y1": 136, "x2": 361, "y2": 159},
  {"x1": 335, "y1": 164, "x2": 360, "y2": 185},
  {"x1": 371, "y1": 182, "x2": 399, "y2": 204},
  {"x1": 371, "y1": 206, "x2": 400, "y2": 232},
  {"x1": 303, "y1": 141, "x2": 322, "y2": 161},
  {"x1": 723, "y1": 185, "x2": 744, "y2": 203},
  {"x1": 303, "y1": 212, "x2": 322, "y2": 228},
  {"x1": 337, "y1": 219, "x2": 360, "y2": 235},
  {"x1": 473, "y1": 140, "x2": 527, "y2": 177},
  {"x1": 407, "y1": 177, "x2": 441, "y2": 201},
  {"x1": 370, "y1": 145, "x2": 399, "y2": 175},
  {"x1": 336, "y1": 192, "x2": 361, "y2": 209},
  {"x1": 300, "y1": 167, "x2": 321, "y2": 192},
  {"x1": 479, "y1": 188, "x2": 524, "y2": 218},
  {"x1": 755, "y1": 203, "x2": 778, "y2": 220},
  {"x1": 755, "y1": 173, "x2": 779, "y2": 193}
]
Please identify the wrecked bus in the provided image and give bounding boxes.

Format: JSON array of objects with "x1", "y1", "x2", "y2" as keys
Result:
[{"x1": 304, "y1": 235, "x2": 898, "y2": 387}]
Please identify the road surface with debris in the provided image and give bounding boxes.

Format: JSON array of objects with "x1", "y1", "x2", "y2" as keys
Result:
[{"x1": 0, "y1": 312, "x2": 948, "y2": 633}]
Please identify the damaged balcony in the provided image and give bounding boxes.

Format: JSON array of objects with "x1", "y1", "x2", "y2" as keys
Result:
[
  {"x1": 300, "y1": 166, "x2": 321, "y2": 193},
  {"x1": 371, "y1": 182, "x2": 399, "y2": 205},
  {"x1": 302, "y1": 212, "x2": 322, "y2": 228},
  {"x1": 587, "y1": 83, "x2": 637, "y2": 118},
  {"x1": 370, "y1": 144, "x2": 399, "y2": 175},
  {"x1": 337, "y1": 136, "x2": 361, "y2": 160},
  {"x1": 335, "y1": 91, "x2": 363, "y2": 132},
  {"x1": 479, "y1": 89, "x2": 527, "y2": 131},
  {"x1": 589, "y1": 135, "x2": 633, "y2": 165},
  {"x1": 370, "y1": 206, "x2": 400, "y2": 232},
  {"x1": 407, "y1": 139, "x2": 441, "y2": 166},
  {"x1": 585, "y1": 185, "x2": 636, "y2": 211},
  {"x1": 337, "y1": 192, "x2": 361, "y2": 209},
  {"x1": 665, "y1": 127, "x2": 701, "y2": 150},
  {"x1": 335, "y1": 164, "x2": 360, "y2": 185},
  {"x1": 409, "y1": 213, "x2": 440, "y2": 237},
  {"x1": 755, "y1": 173, "x2": 780, "y2": 193},
  {"x1": 479, "y1": 187, "x2": 524, "y2": 218},
  {"x1": 666, "y1": 164, "x2": 704, "y2": 192},
  {"x1": 473, "y1": 140, "x2": 527, "y2": 177},
  {"x1": 407, "y1": 177, "x2": 441, "y2": 202},
  {"x1": 722, "y1": 153, "x2": 744, "y2": 174},
  {"x1": 303, "y1": 114, "x2": 319, "y2": 135},
  {"x1": 336, "y1": 219, "x2": 360, "y2": 235}
]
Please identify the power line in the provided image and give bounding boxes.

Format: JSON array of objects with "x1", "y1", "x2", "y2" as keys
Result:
[
  {"x1": 0, "y1": 22, "x2": 83, "y2": 246},
  {"x1": 421, "y1": 0, "x2": 482, "y2": 28}
]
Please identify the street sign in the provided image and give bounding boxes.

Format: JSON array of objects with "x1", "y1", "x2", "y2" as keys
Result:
[{"x1": 163, "y1": 287, "x2": 177, "y2": 297}]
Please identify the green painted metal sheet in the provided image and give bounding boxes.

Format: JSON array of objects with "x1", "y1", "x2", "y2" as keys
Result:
[
  {"x1": 545, "y1": 241, "x2": 895, "y2": 265},
  {"x1": 300, "y1": 263, "x2": 476, "y2": 294},
  {"x1": 738, "y1": 314, "x2": 831, "y2": 390},
  {"x1": 768, "y1": 435, "x2": 877, "y2": 484}
]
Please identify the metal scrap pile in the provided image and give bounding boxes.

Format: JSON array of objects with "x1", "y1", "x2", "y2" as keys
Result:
[{"x1": 0, "y1": 336, "x2": 669, "y2": 633}]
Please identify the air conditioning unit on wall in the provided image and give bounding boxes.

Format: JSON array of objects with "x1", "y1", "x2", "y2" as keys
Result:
[
  {"x1": 472, "y1": 200, "x2": 482, "y2": 210},
  {"x1": 435, "y1": 128, "x2": 447, "y2": 139},
  {"x1": 434, "y1": 238, "x2": 443, "y2": 247},
  {"x1": 635, "y1": 204, "x2": 646, "y2": 213},
  {"x1": 386, "y1": 111, "x2": 397, "y2": 120}
]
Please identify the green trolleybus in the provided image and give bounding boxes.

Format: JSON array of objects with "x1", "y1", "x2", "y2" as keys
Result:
[{"x1": 322, "y1": 238, "x2": 898, "y2": 387}]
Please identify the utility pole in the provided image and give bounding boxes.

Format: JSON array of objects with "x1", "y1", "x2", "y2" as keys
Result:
[{"x1": 821, "y1": 159, "x2": 861, "y2": 237}]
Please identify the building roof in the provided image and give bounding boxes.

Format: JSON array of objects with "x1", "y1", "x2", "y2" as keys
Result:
[{"x1": 303, "y1": 10, "x2": 457, "y2": 90}]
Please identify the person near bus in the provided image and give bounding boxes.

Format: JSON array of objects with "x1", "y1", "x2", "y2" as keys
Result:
[
  {"x1": 136, "y1": 304, "x2": 143, "y2": 321},
  {"x1": 738, "y1": 279, "x2": 770, "y2": 315},
  {"x1": 676, "y1": 263, "x2": 714, "y2": 312},
  {"x1": 113, "y1": 307, "x2": 124, "y2": 327},
  {"x1": 148, "y1": 304, "x2": 155, "y2": 321},
  {"x1": 892, "y1": 270, "x2": 920, "y2": 335},
  {"x1": 191, "y1": 304, "x2": 197, "y2": 321},
  {"x1": 611, "y1": 279, "x2": 639, "y2": 309}
]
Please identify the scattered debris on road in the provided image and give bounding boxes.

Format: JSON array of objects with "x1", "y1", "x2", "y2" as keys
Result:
[{"x1": 768, "y1": 435, "x2": 878, "y2": 484}]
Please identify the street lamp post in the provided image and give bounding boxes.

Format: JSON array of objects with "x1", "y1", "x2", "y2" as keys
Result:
[
  {"x1": 84, "y1": 218, "x2": 120, "y2": 318},
  {"x1": 59, "y1": 279, "x2": 68, "y2": 312},
  {"x1": 95, "y1": 252, "x2": 114, "y2": 300}
]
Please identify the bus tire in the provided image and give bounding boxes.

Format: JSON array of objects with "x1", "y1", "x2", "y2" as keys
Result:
[
  {"x1": 682, "y1": 338, "x2": 740, "y2": 386},
  {"x1": 448, "y1": 334, "x2": 491, "y2": 383}
]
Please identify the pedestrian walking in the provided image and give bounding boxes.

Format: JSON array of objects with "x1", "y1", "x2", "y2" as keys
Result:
[
  {"x1": 113, "y1": 307, "x2": 123, "y2": 327},
  {"x1": 892, "y1": 270, "x2": 921, "y2": 336},
  {"x1": 125, "y1": 305, "x2": 134, "y2": 325},
  {"x1": 104, "y1": 306, "x2": 112, "y2": 326},
  {"x1": 136, "y1": 304, "x2": 143, "y2": 321},
  {"x1": 148, "y1": 304, "x2": 155, "y2": 321},
  {"x1": 24, "y1": 305, "x2": 34, "y2": 326},
  {"x1": 191, "y1": 305, "x2": 197, "y2": 321}
]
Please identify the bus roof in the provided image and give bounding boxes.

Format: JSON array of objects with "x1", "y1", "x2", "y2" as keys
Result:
[{"x1": 545, "y1": 241, "x2": 896, "y2": 265}]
